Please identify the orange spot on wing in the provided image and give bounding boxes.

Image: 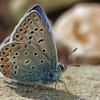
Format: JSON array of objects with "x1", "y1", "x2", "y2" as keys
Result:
[
  {"x1": 3, "y1": 57, "x2": 9, "y2": 62},
  {"x1": 3, "y1": 52, "x2": 9, "y2": 57},
  {"x1": 15, "y1": 45, "x2": 20, "y2": 50},
  {"x1": 23, "y1": 44, "x2": 27, "y2": 48},
  {"x1": 19, "y1": 35, "x2": 23, "y2": 40},
  {"x1": 3, "y1": 64, "x2": 9, "y2": 69},
  {"x1": 21, "y1": 29, "x2": 27, "y2": 34},
  {"x1": 7, "y1": 48, "x2": 12, "y2": 52},
  {"x1": 4, "y1": 70, "x2": 10, "y2": 76}
]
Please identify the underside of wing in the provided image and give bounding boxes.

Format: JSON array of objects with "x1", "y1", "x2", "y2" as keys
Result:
[
  {"x1": 0, "y1": 42, "x2": 52, "y2": 82},
  {"x1": 10, "y1": 9, "x2": 57, "y2": 68}
]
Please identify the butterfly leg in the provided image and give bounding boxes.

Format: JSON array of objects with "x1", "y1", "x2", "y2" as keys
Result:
[{"x1": 57, "y1": 79, "x2": 77, "y2": 100}]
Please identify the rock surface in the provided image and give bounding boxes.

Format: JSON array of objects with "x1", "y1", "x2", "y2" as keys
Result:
[
  {"x1": 0, "y1": 65, "x2": 100, "y2": 100},
  {"x1": 53, "y1": 3, "x2": 100, "y2": 64}
]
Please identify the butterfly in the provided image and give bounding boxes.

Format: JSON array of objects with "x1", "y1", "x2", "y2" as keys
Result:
[{"x1": 0, "y1": 4, "x2": 68, "y2": 85}]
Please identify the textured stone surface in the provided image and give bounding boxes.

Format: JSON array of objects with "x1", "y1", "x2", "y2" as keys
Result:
[
  {"x1": 53, "y1": 3, "x2": 100, "y2": 65},
  {"x1": 0, "y1": 65, "x2": 100, "y2": 100}
]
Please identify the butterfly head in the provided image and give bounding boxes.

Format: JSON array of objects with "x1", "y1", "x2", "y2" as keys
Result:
[
  {"x1": 47, "y1": 63, "x2": 67, "y2": 83},
  {"x1": 57, "y1": 63, "x2": 67, "y2": 72}
]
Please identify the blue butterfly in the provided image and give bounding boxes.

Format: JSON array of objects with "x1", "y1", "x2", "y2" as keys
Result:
[{"x1": 0, "y1": 4, "x2": 69, "y2": 85}]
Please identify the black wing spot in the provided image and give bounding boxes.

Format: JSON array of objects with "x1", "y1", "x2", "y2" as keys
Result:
[
  {"x1": 30, "y1": 30, "x2": 34, "y2": 34},
  {"x1": 33, "y1": 14, "x2": 36, "y2": 17},
  {"x1": 13, "y1": 62, "x2": 17, "y2": 65},
  {"x1": 21, "y1": 77, "x2": 25, "y2": 80},
  {"x1": 1, "y1": 65, "x2": 3, "y2": 68},
  {"x1": 24, "y1": 51, "x2": 28, "y2": 55},
  {"x1": 42, "y1": 49, "x2": 46, "y2": 53},
  {"x1": 30, "y1": 21, "x2": 32, "y2": 24},
  {"x1": 29, "y1": 71, "x2": 32, "y2": 74},
  {"x1": 19, "y1": 28, "x2": 23, "y2": 32},
  {"x1": 2, "y1": 52, "x2": 5, "y2": 54},
  {"x1": 14, "y1": 71, "x2": 17, "y2": 75},
  {"x1": 27, "y1": 18, "x2": 31, "y2": 21},
  {"x1": 38, "y1": 39, "x2": 44, "y2": 43},
  {"x1": 11, "y1": 44, "x2": 15, "y2": 47},
  {"x1": 14, "y1": 66, "x2": 18, "y2": 69},
  {"x1": 26, "y1": 25, "x2": 28, "y2": 28},
  {"x1": 25, "y1": 60, "x2": 31, "y2": 64},
  {"x1": 35, "y1": 19, "x2": 38, "y2": 21},
  {"x1": 31, "y1": 66, "x2": 35, "y2": 69},
  {"x1": 14, "y1": 52, "x2": 19, "y2": 56},
  {"x1": 34, "y1": 52, "x2": 38, "y2": 56},
  {"x1": 40, "y1": 28, "x2": 44, "y2": 32},
  {"x1": 23, "y1": 22, "x2": 26, "y2": 26},
  {"x1": 13, "y1": 56, "x2": 16, "y2": 59},
  {"x1": 28, "y1": 36, "x2": 32, "y2": 40},
  {"x1": 28, "y1": 41, "x2": 31, "y2": 44},
  {"x1": 16, "y1": 35, "x2": 19, "y2": 38},
  {"x1": 40, "y1": 60, "x2": 44, "y2": 63},
  {"x1": 5, "y1": 47, "x2": 9, "y2": 50},
  {"x1": 1, "y1": 58, "x2": 4, "y2": 61},
  {"x1": 34, "y1": 27, "x2": 38, "y2": 32}
]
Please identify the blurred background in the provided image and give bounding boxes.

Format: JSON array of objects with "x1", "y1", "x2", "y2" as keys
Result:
[{"x1": 0, "y1": 0, "x2": 100, "y2": 65}]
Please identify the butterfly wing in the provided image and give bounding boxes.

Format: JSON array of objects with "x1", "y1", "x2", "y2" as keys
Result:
[
  {"x1": 28, "y1": 4, "x2": 56, "y2": 49},
  {"x1": 10, "y1": 7, "x2": 57, "y2": 69},
  {"x1": 0, "y1": 5, "x2": 59, "y2": 82},
  {"x1": 0, "y1": 42, "x2": 52, "y2": 82}
]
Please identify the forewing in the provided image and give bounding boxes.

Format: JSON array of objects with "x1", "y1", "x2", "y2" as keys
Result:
[
  {"x1": 10, "y1": 9, "x2": 57, "y2": 68},
  {"x1": 28, "y1": 5, "x2": 56, "y2": 48},
  {"x1": 0, "y1": 42, "x2": 52, "y2": 82}
]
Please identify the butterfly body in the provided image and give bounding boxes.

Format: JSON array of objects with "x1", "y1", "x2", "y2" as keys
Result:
[{"x1": 0, "y1": 5, "x2": 67, "y2": 84}]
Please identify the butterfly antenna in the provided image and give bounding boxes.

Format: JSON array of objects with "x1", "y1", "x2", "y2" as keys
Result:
[
  {"x1": 65, "y1": 48, "x2": 80, "y2": 67},
  {"x1": 67, "y1": 48, "x2": 77, "y2": 57},
  {"x1": 65, "y1": 48, "x2": 77, "y2": 64}
]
